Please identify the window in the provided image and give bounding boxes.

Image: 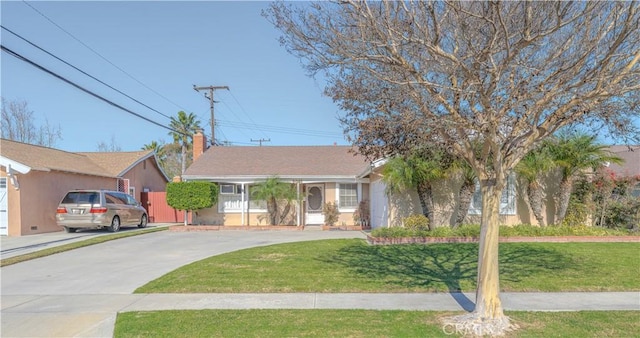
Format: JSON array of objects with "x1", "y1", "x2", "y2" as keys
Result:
[
  {"x1": 220, "y1": 184, "x2": 238, "y2": 194},
  {"x1": 338, "y1": 183, "x2": 358, "y2": 209},
  {"x1": 468, "y1": 174, "x2": 516, "y2": 215}
]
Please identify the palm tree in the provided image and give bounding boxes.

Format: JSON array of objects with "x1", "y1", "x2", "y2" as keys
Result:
[
  {"x1": 548, "y1": 133, "x2": 623, "y2": 223},
  {"x1": 382, "y1": 148, "x2": 448, "y2": 229},
  {"x1": 251, "y1": 177, "x2": 297, "y2": 225},
  {"x1": 452, "y1": 159, "x2": 476, "y2": 228},
  {"x1": 168, "y1": 111, "x2": 201, "y2": 175},
  {"x1": 514, "y1": 143, "x2": 555, "y2": 226}
]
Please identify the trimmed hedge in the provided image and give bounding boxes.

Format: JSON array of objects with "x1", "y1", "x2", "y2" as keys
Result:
[
  {"x1": 166, "y1": 181, "x2": 218, "y2": 211},
  {"x1": 370, "y1": 224, "x2": 634, "y2": 238}
]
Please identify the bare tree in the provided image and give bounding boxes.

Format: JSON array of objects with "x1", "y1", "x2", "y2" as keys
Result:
[
  {"x1": 267, "y1": 1, "x2": 639, "y2": 334},
  {"x1": 1, "y1": 98, "x2": 62, "y2": 147},
  {"x1": 96, "y1": 135, "x2": 122, "y2": 152}
]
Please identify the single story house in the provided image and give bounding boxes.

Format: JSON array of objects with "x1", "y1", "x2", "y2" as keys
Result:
[
  {"x1": 184, "y1": 133, "x2": 640, "y2": 229},
  {"x1": 0, "y1": 138, "x2": 168, "y2": 236},
  {"x1": 183, "y1": 133, "x2": 372, "y2": 226},
  {"x1": 182, "y1": 133, "x2": 554, "y2": 228}
]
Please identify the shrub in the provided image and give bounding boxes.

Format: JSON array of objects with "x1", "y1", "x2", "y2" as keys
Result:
[
  {"x1": 403, "y1": 214, "x2": 429, "y2": 231},
  {"x1": 323, "y1": 202, "x2": 340, "y2": 226},
  {"x1": 166, "y1": 181, "x2": 218, "y2": 211}
]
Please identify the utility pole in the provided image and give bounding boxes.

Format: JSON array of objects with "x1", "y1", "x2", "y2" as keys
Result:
[
  {"x1": 193, "y1": 85, "x2": 229, "y2": 145},
  {"x1": 251, "y1": 138, "x2": 271, "y2": 146}
]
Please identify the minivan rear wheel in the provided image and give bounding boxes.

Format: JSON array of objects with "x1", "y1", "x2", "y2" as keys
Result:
[
  {"x1": 138, "y1": 214, "x2": 148, "y2": 228},
  {"x1": 108, "y1": 216, "x2": 121, "y2": 232},
  {"x1": 64, "y1": 226, "x2": 77, "y2": 233}
]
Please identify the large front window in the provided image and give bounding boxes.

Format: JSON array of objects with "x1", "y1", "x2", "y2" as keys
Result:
[
  {"x1": 338, "y1": 183, "x2": 358, "y2": 209},
  {"x1": 217, "y1": 184, "x2": 266, "y2": 213}
]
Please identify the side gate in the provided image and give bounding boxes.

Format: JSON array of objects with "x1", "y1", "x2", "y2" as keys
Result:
[{"x1": 140, "y1": 192, "x2": 191, "y2": 223}]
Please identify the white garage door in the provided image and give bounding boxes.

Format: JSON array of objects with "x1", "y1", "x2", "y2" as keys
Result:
[
  {"x1": 0, "y1": 178, "x2": 8, "y2": 235},
  {"x1": 370, "y1": 180, "x2": 388, "y2": 229}
]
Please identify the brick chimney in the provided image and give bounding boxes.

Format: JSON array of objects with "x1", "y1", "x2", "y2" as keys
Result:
[{"x1": 193, "y1": 130, "x2": 207, "y2": 162}]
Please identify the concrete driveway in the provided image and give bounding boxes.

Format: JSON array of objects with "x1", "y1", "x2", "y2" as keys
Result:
[{"x1": 1, "y1": 229, "x2": 366, "y2": 337}]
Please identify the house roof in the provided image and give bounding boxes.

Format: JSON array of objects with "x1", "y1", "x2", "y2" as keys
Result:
[
  {"x1": 606, "y1": 145, "x2": 640, "y2": 177},
  {"x1": 183, "y1": 145, "x2": 371, "y2": 181},
  {"x1": 78, "y1": 150, "x2": 155, "y2": 177},
  {"x1": 0, "y1": 138, "x2": 164, "y2": 180}
]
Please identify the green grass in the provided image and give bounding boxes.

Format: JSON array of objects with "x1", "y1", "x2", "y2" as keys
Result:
[
  {"x1": 136, "y1": 239, "x2": 640, "y2": 293},
  {"x1": 0, "y1": 227, "x2": 168, "y2": 267},
  {"x1": 114, "y1": 309, "x2": 640, "y2": 337}
]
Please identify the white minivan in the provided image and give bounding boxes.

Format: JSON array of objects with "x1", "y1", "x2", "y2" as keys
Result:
[{"x1": 56, "y1": 190, "x2": 148, "y2": 233}]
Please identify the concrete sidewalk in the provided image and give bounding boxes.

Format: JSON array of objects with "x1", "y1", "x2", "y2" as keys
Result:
[{"x1": 2, "y1": 292, "x2": 638, "y2": 337}]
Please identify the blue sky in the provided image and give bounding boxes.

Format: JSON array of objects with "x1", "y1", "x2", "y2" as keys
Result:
[{"x1": 2, "y1": 1, "x2": 345, "y2": 152}]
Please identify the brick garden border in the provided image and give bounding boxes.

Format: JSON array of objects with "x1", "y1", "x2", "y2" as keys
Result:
[{"x1": 366, "y1": 235, "x2": 640, "y2": 245}]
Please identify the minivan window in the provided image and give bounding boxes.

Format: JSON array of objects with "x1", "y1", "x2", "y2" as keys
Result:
[
  {"x1": 106, "y1": 193, "x2": 126, "y2": 205},
  {"x1": 62, "y1": 192, "x2": 99, "y2": 204}
]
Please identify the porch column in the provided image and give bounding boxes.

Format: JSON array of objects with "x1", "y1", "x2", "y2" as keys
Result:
[
  {"x1": 357, "y1": 183, "x2": 363, "y2": 203},
  {"x1": 296, "y1": 181, "x2": 301, "y2": 226},
  {"x1": 241, "y1": 183, "x2": 246, "y2": 225}
]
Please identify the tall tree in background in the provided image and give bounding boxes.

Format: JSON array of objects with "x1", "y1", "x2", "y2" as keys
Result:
[
  {"x1": 548, "y1": 133, "x2": 624, "y2": 224},
  {"x1": 267, "y1": 1, "x2": 639, "y2": 334},
  {"x1": 1, "y1": 98, "x2": 62, "y2": 147},
  {"x1": 169, "y1": 111, "x2": 202, "y2": 175}
]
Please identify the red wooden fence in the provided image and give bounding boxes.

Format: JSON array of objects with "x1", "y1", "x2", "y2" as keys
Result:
[{"x1": 140, "y1": 192, "x2": 191, "y2": 223}]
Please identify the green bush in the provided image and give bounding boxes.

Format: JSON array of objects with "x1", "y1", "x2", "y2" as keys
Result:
[
  {"x1": 166, "y1": 181, "x2": 218, "y2": 211},
  {"x1": 402, "y1": 214, "x2": 429, "y2": 231},
  {"x1": 370, "y1": 223, "x2": 633, "y2": 238}
]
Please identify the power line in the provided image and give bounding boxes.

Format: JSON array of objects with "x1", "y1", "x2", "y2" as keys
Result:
[
  {"x1": 21, "y1": 0, "x2": 187, "y2": 112},
  {"x1": 216, "y1": 119, "x2": 344, "y2": 138},
  {"x1": 222, "y1": 91, "x2": 270, "y2": 140},
  {"x1": 1, "y1": 44, "x2": 185, "y2": 136},
  {"x1": 1, "y1": 25, "x2": 172, "y2": 120}
]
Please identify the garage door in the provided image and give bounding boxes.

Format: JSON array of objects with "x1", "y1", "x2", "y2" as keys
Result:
[{"x1": 0, "y1": 178, "x2": 7, "y2": 235}]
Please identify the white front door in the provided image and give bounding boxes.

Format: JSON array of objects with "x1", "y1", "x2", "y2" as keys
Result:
[
  {"x1": 305, "y1": 184, "x2": 325, "y2": 225},
  {"x1": 0, "y1": 178, "x2": 8, "y2": 235}
]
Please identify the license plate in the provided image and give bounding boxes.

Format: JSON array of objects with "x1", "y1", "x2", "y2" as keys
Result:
[{"x1": 72, "y1": 209, "x2": 83, "y2": 214}]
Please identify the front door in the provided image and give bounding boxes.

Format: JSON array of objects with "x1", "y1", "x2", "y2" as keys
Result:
[
  {"x1": 0, "y1": 178, "x2": 8, "y2": 235},
  {"x1": 305, "y1": 184, "x2": 325, "y2": 225}
]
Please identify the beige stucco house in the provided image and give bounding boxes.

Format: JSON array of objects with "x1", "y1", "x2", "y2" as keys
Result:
[
  {"x1": 182, "y1": 133, "x2": 371, "y2": 227},
  {"x1": 0, "y1": 139, "x2": 168, "y2": 236},
  {"x1": 183, "y1": 132, "x2": 567, "y2": 228}
]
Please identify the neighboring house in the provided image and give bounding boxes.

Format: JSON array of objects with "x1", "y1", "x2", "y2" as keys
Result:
[
  {"x1": 607, "y1": 145, "x2": 640, "y2": 196},
  {"x1": 0, "y1": 139, "x2": 168, "y2": 236},
  {"x1": 182, "y1": 133, "x2": 371, "y2": 226}
]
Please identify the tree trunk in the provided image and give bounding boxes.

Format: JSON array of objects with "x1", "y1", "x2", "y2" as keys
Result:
[
  {"x1": 556, "y1": 178, "x2": 573, "y2": 224},
  {"x1": 443, "y1": 178, "x2": 515, "y2": 335},
  {"x1": 416, "y1": 182, "x2": 435, "y2": 230},
  {"x1": 475, "y1": 182, "x2": 505, "y2": 319},
  {"x1": 180, "y1": 143, "x2": 187, "y2": 175},
  {"x1": 267, "y1": 198, "x2": 278, "y2": 225},
  {"x1": 527, "y1": 182, "x2": 546, "y2": 226},
  {"x1": 454, "y1": 181, "x2": 475, "y2": 228},
  {"x1": 279, "y1": 200, "x2": 291, "y2": 225}
]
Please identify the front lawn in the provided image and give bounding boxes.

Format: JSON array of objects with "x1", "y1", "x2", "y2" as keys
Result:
[
  {"x1": 136, "y1": 239, "x2": 640, "y2": 293},
  {"x1": 114, "y1": 309, "x2": 640, "y2": 338}
]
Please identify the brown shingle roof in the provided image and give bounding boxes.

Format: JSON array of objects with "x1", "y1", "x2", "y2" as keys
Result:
[
  {"x1": 0, "y1": 138, "x2": 155, "y2": 178},
  {"x1": 78, "y1": 150, "x2": 154, "y2": 177},
  {"x1": 607, "y1": 145, "x2": 640, "y2": 177},
  {"x1": 184, "y1": 146, "x2": 370, "y2": 179},
  {"x1": 0, "y1": 139, "x2": 112, "y2": 177}
]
